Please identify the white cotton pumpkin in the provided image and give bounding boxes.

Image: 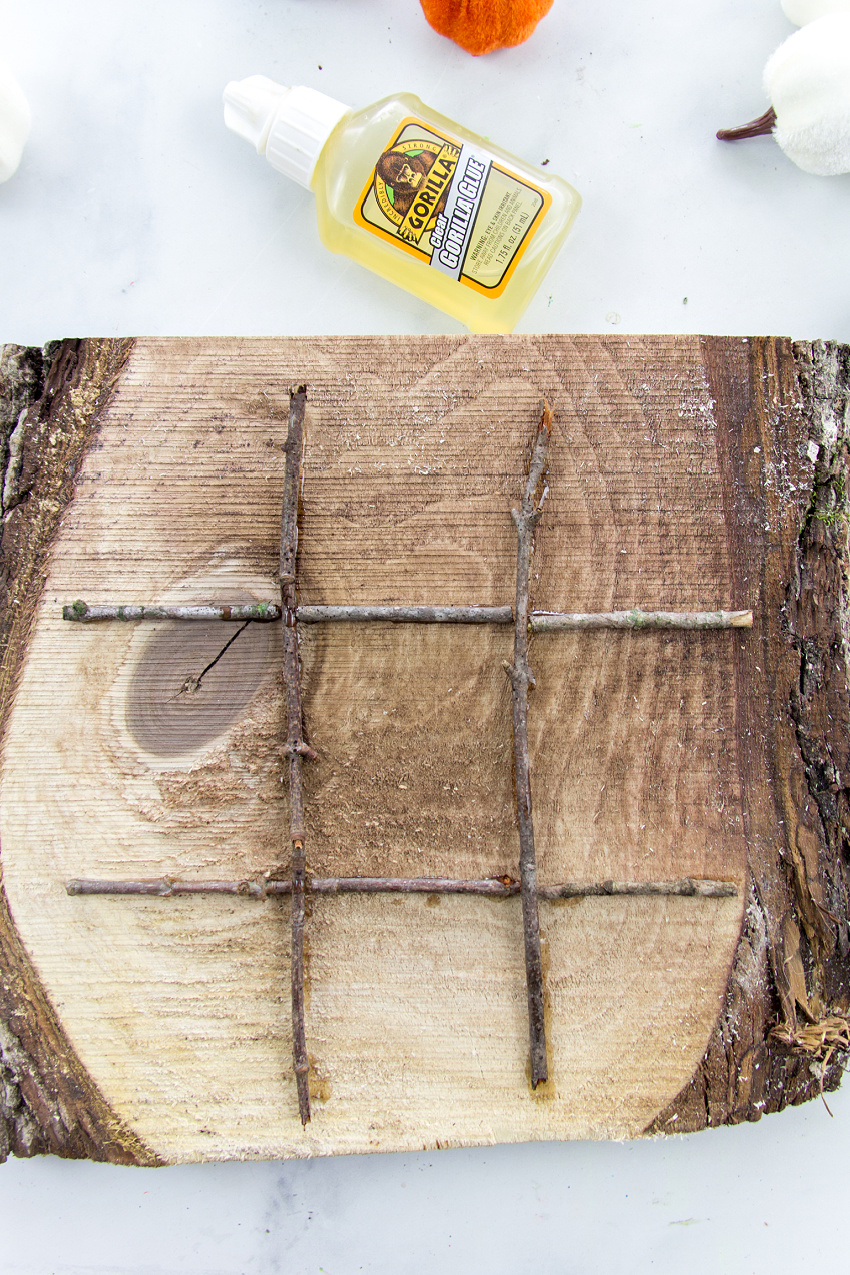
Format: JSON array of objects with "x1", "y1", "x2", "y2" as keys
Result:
[
  {"x1": 767, "y1": 14, "x2": 850, "y2": 173},
  {"x1": 781, "y1": 0, "x2": 850, "y2": 27},
  {"x1": 718, "y1": 14, "x2": 850, "y2": 175},
  {"x1": 0, "y1": 61, "x2": 30, "y2": 183}
]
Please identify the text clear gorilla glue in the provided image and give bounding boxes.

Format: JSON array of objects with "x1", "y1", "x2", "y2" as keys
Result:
[{"x1": 223, "y1": 77, "x2": 581, "y2": 333}]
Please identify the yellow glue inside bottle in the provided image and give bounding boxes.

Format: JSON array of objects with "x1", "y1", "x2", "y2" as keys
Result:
[{"x1": 224, "y1": 77, "x2": 581, "y2": 333}]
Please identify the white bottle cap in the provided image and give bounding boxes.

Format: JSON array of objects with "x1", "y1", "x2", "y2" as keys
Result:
[{"x1": 223, "y1": 75, "x2": 349, "y2": 188}]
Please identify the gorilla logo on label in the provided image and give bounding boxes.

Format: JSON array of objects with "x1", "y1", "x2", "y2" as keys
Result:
[{"x1": 374, "y1": 145, "x2": 450, "y2": 225}]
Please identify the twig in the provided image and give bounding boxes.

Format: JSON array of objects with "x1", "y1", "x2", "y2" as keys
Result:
[
  {"x1": 62, "y1": 602, "x2": 752, "y2": 630},
  {"x1": 530, "y1": 609, "x2": 753, "y2": 632},
  {"x1": 63, "y1": 601, "x2": 281, "y2": 622},
  {"x1": 504, "y1": 403, "x2": 552, "y2": 1089},
  {"x1": 558, "y1": 878, "x2": 739, "y2": 898},
  {"x1": 281, "y1": 385, "x2": 311, "y2": 1127},
  {"x1": 296, "y1": 605, "x2": 514, "y2": 624},
  {"x1": 67, "y1": 877, "x2": 270, "y2": 897},
  {"x1": 66, "y1": 875, "x2": 739, "y2": 899}
]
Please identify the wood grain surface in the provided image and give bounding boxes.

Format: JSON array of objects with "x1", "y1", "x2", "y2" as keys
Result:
[{"x1": 0, "y1": 335, "x2": 846, "y2": 1162}]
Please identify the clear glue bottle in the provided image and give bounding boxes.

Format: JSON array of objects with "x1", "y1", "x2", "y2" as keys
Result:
[{"x1": 223, "y1": 76, "x2": 581, "y2": 333}]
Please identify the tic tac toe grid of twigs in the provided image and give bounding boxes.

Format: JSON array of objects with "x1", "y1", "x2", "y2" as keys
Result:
[{"x1": 64, "y1": 388, "x2": 745, "y2": 1127}]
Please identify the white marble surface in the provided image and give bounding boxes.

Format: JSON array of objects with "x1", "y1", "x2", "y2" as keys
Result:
[
  {"x1": 1, "y1": 1085, "x2": 849, "y2": 1274},
  {"x1": 1, "y1": 0, "x2": 849, "y2": 342},
  {"x1": 0, "y1": 1, "x2": 848, "y2": 1271}
]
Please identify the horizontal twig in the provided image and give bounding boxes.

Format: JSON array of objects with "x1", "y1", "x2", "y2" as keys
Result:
[
  {"x1": 63, "y1": 601, "x2": 281, "y2": 622},
  {"x1": 62, "y1": 602, "x2": 510, "y2": 625},
  {"x1": 67, "y1": 877, "x2": 268, "y2": 897},
  {"x1": 63, "y1": 601, "x2": 753, "y2": 630},
  {"x1": 65, "y1": 875, "x2": 738, "y2": 899},
  {"x1": 530, "y1": 609, "x2": 753, "y2": 632},
  {"x1": 296, "y1": 605, "x2": 514, "y2": 624}
]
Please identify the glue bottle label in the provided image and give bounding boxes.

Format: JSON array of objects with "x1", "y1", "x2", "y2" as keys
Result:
[{"x1": 353, "y1": 117, "x2": 551, "y2": 298}]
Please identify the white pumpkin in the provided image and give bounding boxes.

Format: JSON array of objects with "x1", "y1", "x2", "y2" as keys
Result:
[
  {"x1": 0, "y1": 61, "x2": 30, "y2": 184},
  {"x1": 781, "y1": 0, "x2": 850, "y2": 26},
  {"x1": 718, "y1": 14, "x2": 850, "y2": 175},
  {"x1": 767, "y1": 15, "x2": 850, "y2": 173}
]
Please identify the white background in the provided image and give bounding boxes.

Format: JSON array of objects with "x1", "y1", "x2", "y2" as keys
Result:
[{"x1": 1, "y1": 1, "x2": 848, "y2": 1271}]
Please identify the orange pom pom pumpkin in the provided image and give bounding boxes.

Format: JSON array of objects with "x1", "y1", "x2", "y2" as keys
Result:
[{"x1": 420, "y1": 0, "x2": 555, "y2": 56}]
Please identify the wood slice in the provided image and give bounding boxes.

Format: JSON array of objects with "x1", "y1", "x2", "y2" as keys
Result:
[{"x1": 0, "y1": 335, "x2": 846, "y2": 1164}]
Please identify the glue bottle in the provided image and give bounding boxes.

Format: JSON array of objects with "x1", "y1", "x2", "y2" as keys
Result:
[{"x1": 223, "y1": 76, "x2": 581, "y2": 333}]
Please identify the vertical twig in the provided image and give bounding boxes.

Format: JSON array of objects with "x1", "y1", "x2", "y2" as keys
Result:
[
  {"x1": 281, "y1": 384, "x2": 311, "y2": 1126},
  {"x1": 505, "y1": 403, "x2": 552, "y2": 1088}
]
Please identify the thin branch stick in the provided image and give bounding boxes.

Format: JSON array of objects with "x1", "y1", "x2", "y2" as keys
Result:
[
  {"x1": 66, "y1": 875, "x2": 739, "y2": 899},
  {"x1": 62, "y1": 602, "x2": 752, "y2": 630},
  {"x1": 67, "y1": 878, "x2": 270, "y2": 897},
  {"x1": 62, "y1": 602, "x2": 281, "y2": 622},
  {"x1": 505, "y1": 403, "x2": 552, "y2": 1089},
  {"x1": 296, "y1": 605, "x2": 514, "y2": 624},
  {"x1": 547, "y1": 878, "x2": 739, "y2": 898},
  {"x1": 530, "y1": 609, "x2": 753, "y2": 632},
  {"x1": 281, "y1": 385, "x2": 311, "y2": 1128}
]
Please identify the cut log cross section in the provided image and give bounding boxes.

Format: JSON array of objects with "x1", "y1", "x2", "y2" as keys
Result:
[{"x1": 63, "y1": 388, "x2": 744, "y2": 1127}]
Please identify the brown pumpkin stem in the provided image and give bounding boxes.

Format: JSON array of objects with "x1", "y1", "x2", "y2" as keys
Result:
[{"x1": 716, "y1": 106, "x2": 777, "y2": 142}]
